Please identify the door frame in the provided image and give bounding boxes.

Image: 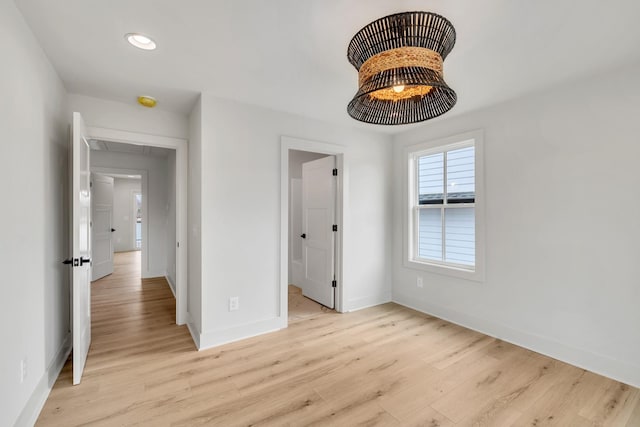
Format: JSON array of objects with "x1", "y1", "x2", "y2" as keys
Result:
[
  {"x1": 92, "y1": 168, "x2": 147, "y2": 266},
  {"x1": 280, "y1": 136, "x2": 346, "y2": 320},
  {"x1": 87, "y1": 127, "x2": 188, "y2": 325}
]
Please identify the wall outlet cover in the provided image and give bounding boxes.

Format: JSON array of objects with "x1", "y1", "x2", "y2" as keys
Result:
[{"x1": 229, "y1": 297, "x2": 239, "y2": 311}]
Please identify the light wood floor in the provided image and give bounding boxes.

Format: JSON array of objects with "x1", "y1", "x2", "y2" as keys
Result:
[
  {"x1": 288, "y1": 285, "x2": 333, "y2": 321},
  {"x1": 37, "y1": 252, "x2": 640, "y2": 426}
]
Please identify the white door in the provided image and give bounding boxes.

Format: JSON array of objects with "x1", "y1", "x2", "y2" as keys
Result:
[
  {"x1": 71, "y1": 112, "x2": 92, "y2": 385},
  {"x1": 301, "y1": 156, "x2": 336, "y2": 308},
  {"x1": 91, "y1": 173, "x2": 114, "y2": 281}
]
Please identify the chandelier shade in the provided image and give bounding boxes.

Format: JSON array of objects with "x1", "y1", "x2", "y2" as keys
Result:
[{"x1": 347, "y1": 12, "x2": 457, "y2": 125}]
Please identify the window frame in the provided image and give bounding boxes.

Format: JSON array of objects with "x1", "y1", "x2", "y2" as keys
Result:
[{"x1": 404, "y1": 130, "x2": 485, "y2": 282}]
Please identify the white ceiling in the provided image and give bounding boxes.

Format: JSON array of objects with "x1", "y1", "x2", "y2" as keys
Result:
[
  {"x1": 15, "y1": 0, "x2": 640, "y2": 133},
  {"x1": 89, "y1": 139, "x2": 171, "y2": 158}
]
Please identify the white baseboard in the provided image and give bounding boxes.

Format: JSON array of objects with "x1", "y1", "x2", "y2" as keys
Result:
[
  {"x1": 392, "y1": 293, "x2": 640, "y2": 389},
  {"x1": 14, "y1": 333, "x2": 72, "y2": 427},
  {"x1": 345, "y1": 293, "x2": 392, "y2": 313},
  {"x1": 290, "y1": 259, "x2": 303, "y2": 288},
  {"x1": 186, "y1": 316, "x2": 201, "y2": 350},
  {"x1": 165, "y1": 274, "x2": 176, "y2": 297},
  {"x1": 198, "y1": 317, "x2": 286, "y2": 351},
  {"x1": 142, "y1": 270, "x2": 165, "y2": 279}
]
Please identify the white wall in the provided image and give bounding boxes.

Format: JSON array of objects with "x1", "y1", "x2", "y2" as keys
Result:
[
  {"x1": 288, "y1": 150, "x2": 330, "y2": 284},
  {"x1": 91, "y1": 151, "x2": 169, "y2": 279},
  {"x1": 166, "y1": 150, "x2": 177, "y2": 293},
  {"x1": 0, "y1": 2, "x2": 70, "y2": 426},
  {"x1": 112, "y1": 178, "x2": 142, "y2": 252},
  {"x1": 68, "y1": 94, "x2": 189, "y2": 139},
  {"x1": 194, "y1": 95, "x2": 392, "y2": 348},
  {"x1": 392, "y1": 61, "x2": 640, "y2": 388},
  {"x1": 289, "y1": 150, "x2": 330, "y2": 180},
  {"x1": 187, "y1": 96, "x2": 203, "y2": 338}
]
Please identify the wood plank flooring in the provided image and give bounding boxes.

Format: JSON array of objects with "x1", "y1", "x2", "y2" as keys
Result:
[
  {"x1": 37, "y1": 252, "x2": 640, "y2": 426},
  {"x1": 288, "y1": 285, "x2": 333, "y2": 321}
]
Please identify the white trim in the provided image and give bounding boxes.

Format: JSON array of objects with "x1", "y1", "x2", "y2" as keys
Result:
[
  {"x1": 392, "y1": 294, "x2": 640, "y2": 389},
  {"x1": 186, "y1": 314, "x2": 201, "y2": 350},
  {"x1": 345, "y1": 293, "x2": 392, "y2": 312},
  {"x1": 87, "y1": 127, "x2": 188, "y2": 326},
  {"x1": 280, "y1": 136, "x2": 347, "y2": 321},
  {"x1": 14, "y1": 333, "x2": 72, "y2": 427},
  {"x1": 403, "y1": 130, "x2": 485, "y2": 282},
  {"x1": 165, "y1": 274, "x2": 176, "y2": 297},
  {"x1": 87, "y1": 126, "x2": 185, "y2": 149},
  {"x1": 198, "y1": 317, "x2": 285, "y2": 351}
]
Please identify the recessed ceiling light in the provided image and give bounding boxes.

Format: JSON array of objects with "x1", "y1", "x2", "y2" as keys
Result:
[{"x1": 125, "y1": 33, "x2": 156, "y2": 50}]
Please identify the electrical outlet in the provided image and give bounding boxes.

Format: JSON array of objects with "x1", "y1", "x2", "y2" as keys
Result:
[
  {"x1": 20, "y1": 358, "x2": 27, "y2": 383},
  {"x1": 229, "y1": 297, "x2": 239, "y2": 311},
  {"x1": 417, "y1": 276, "x2": 424, "y2": 288}
]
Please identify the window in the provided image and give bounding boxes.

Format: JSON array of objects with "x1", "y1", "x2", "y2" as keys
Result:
[{"x1": 406, "y1": 131, "x2": 484, "y2": 281}]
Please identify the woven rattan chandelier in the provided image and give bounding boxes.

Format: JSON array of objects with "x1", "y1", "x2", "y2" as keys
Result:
[{"x1": 347, "y1": 12, "x2": 457, "y2": 125}]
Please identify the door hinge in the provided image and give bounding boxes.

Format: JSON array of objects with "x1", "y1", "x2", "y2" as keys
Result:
[
  {"x1": 332, "y1": 168, "x2": 338, "y2": 176},
  {"x1": 332, "y1": 224, "x2": 337, "y2": 232},
  {"x1": 332, "y1": 280, "x2": 337, "y2": 288}
]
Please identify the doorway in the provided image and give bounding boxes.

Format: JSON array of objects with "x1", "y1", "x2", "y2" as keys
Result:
[
  {"x1": 280, "y1": 136, "x2": 346, "y2": 326},
  {"x1": 288, "y1": 151, "x2": 335, "y2": 318},
  {"x1": 133, "y1": 192, "x2": 142, "y2": 250},
  {"x1": 90, "y1": 166, "x2": 148, "y2": 280},
  {"x1": 91, "y1": 171, "x2": 143, "y2": 283},
  {"x1": 86, "y1": 126, "x2": 188, "y2": 325}
]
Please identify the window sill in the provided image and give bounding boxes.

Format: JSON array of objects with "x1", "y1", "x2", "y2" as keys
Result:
[{"x1": 405, "y1": 258, "x2": 485, "y2": 282}]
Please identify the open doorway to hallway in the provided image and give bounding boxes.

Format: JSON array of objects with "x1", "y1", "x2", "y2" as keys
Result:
[
  {"x1": 84, "y1": 126, "x2": 188, "y2": 326},
  {"x1": 88, "y1": 139, "x2": 177, "y2": 318},
  {"x1": 66, "y1": 116, "x2": 189, "y2": 385}
]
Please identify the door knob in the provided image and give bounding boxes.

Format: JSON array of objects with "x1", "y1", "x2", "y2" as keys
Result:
[
  {"x1": 300, "y1": 233, "x2": 306, "y2": 239},
  {"x1": 80, "y1": 257, "x2": 91, "y2": 266},
  {"x1": 62, "y1": 258, "x2": 74, "y2": 265},
  {"x1": 111, "y1": 228, "x2": 116, "y2": 232}
]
